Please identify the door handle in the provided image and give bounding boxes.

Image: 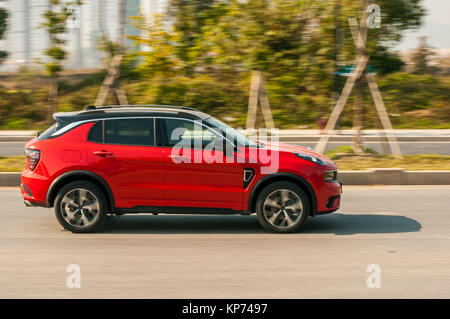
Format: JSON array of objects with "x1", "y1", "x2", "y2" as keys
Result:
[
  {"x1": 169, "y1": 154, "x2": 188, "y2": 158},
  {"x1": 169, "y1": 154, "x2": 190, "y2": 161},
  {"x1": 93, "y1": 150, "x2": 113, "y2": 157}
]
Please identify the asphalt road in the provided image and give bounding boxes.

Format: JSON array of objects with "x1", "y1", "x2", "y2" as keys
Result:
[
  {"x1": 0, "y1": 186, "x2": 449, "y2": 298},
  {"x1": 3, "y1": 140, "x2": 450, "y2": 156}
]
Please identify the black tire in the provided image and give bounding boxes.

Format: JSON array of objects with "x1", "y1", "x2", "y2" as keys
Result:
[
  {"x1": 54, "y1": 181, "x2": 108, "y2": 233},
  {"x1": 256, "y1": 181, "x2": 309, "y2": 233}
]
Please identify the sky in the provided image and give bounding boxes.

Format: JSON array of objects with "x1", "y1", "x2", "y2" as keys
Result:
[{"x1": 394, "y1": 0, "x2": 450, "y2": 50}]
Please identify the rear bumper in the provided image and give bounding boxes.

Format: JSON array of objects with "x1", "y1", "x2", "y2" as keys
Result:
[
  {"x1": 23, "y1": 198, "x2": 47, "y2": 208},
  {"x1": 20, "y1": 176, "x2": 48, "y2": 207}
]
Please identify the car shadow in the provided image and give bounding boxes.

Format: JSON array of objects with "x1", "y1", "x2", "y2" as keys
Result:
[
  {"x1": 302, "y1": 213, "x2": 422, "y2": 235},
  {"x1": 101, "y1": 213, "x2": 421, "y2": 235}
]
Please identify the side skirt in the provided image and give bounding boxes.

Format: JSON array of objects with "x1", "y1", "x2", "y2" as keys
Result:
[{"x1": 114, "y1": 206, "x2": 250, "y2": 215}]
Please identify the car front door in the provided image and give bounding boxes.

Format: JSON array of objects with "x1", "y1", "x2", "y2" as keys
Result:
[
  {"x1": 86, "y1": 118, "x2": 165, "y2": 208},
  {"x1": 158, "y1": 117, "x2": 244, "y2": 211}
]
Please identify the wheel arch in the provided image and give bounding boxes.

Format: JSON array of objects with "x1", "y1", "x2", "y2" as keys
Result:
[
  {"x1": 46, "y1": 170, "x2": 115, "y2": 210},
  {"x1": 248, "y1": 173, "x2": 317, "y2": 216}
]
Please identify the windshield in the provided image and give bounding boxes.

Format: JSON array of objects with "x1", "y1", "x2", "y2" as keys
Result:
[{"x1": 205, "y1": 117, "x2": 258, "y2": 147}]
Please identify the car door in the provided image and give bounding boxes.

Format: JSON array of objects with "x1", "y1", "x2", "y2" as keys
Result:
[
  {"x1": 158, "y1": 117, "x2": 244, "y2": 211},
  {"x1": 86, "y1": 118, "x2": 165, "y2": 208}
]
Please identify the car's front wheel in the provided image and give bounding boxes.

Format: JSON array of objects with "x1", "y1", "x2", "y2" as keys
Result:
[
  {"x1": 256, "y1": 181, "x2": 309, "y2": 233},
  {"x1": 54, "y1": 181, "x2": 107, "y2": 233}
]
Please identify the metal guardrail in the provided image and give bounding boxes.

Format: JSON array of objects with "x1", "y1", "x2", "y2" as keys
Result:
[{"x1": 2, "y1": 130, "x2": 450, "y2": 142}]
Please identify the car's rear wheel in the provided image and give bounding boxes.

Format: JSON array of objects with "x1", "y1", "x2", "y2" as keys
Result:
[
  {"x1": 256, "y1": 181, "x2": 309, "y2": 233},
  {"x1": 54, "y1": 181, "x2": 107, "y2": 233}
]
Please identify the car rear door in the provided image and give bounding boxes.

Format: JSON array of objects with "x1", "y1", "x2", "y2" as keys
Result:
[{"x1": 86, "y1": 118, "x2": 165, "y2": 208}]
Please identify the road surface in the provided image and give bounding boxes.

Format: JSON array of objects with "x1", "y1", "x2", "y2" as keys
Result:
[
  {"x1": 3, "y1": 140, "x2": 450, "y2": 156},
  {"x1": 0, "y1": 186, "x2": 449, "y2": 298}
]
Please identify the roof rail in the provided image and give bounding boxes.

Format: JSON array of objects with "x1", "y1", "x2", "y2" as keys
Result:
[{"x1": 83, "y1": 104, "x2": 199, "y2": 112}]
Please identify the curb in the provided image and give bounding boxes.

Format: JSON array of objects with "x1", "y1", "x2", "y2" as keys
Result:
[
  {"x1": 1, "y1": 169, "x2": 449, "y2": 186},
  {"x1": 339, "y1": 169, "x2": 450, "y2": 185},
  {"x1": 0, "y1": 172, "x2": 22, "y2": 186}
]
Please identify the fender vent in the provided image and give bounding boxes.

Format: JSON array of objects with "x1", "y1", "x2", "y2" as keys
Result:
[{"x1": 243, "y1": 168, "x2": 255, "y2": 188}]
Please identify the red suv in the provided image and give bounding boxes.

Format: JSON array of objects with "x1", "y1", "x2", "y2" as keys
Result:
[{"x1": 21, "y1": 105, "x2": 341, "y2": 233}]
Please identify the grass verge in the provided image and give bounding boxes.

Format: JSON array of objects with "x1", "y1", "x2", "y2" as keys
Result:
[
  {"x1": 0, "y1": 156, "x2": 25, "y2": 172},
  {"x1": 326, "y1": 146, "x2": 450, "y2": 171}
]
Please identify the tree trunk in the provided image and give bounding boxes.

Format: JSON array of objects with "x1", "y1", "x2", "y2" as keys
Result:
[
  {"x1": 118, "y1": 0, "x2": 127, "y2": 49},
  {"x1": 352, "y1": 79, "x2": 364, "y2": 154},
  {"x1": 48, "y1": 76, "x2": 58, "y2": 122}
]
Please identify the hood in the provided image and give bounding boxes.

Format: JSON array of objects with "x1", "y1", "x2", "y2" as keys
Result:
[{"x1": 260, "y1": 141, "x2": 336, "y2": 167}]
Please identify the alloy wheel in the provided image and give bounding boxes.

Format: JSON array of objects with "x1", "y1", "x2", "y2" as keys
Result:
[
  {"x1": 263, "y1": 189, "x2": 303, "y2": 228},
  {"x1": 60, "y1": 188, "x2": 100, "y2": 228}
]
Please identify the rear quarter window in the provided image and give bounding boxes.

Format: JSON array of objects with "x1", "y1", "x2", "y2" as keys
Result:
[
  {"x1": 87, "y1": 121, "x2": 103, "y2": 143},
  {"x1": 37, "y1": 123, "x2": 58, "y2": 140}
]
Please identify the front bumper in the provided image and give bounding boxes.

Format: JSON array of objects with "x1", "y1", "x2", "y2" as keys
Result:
[{"x1": 316, "y1": 181, "x2": 342, "y2": 214}]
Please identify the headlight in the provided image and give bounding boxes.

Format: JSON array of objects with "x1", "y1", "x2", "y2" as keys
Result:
[
  {"x1": 324, "y1": 169, "x2": 338, "y2": 182},
  {"x1": 294, "y1": 153, "x2": 326, "y2": 166}
]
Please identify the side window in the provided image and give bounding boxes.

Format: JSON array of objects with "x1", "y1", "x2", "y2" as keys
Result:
[
  {"x1": 87, "y1": 121, "x2": 103, "y2": 143},
  {"x1": 163, "y1": 118, "x2": 222, "y2": 148},
  {"x1": 105, "y1": 118, "x2": 155, "y2": 146}
]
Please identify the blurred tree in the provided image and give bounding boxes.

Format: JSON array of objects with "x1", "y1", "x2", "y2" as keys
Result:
[
  {"x1": 169, "y1": 0, "x2": 216, "y2": 77},
  {"x1": 129, "y1": 14, "x2": 181, "y2": 78},
  {"x1": 410, "y1": 36, "x2": 435, "y2": 75},
  {"x1": 42, "y1": 0, "x2": 81, "y2": 121},
  {"x1": 370, "y1": 45, "x2": 405, "y2": 75},
  {"x1": 0, "y1": 8, "x2": 8, "y2": 65},
  {"x1": 129, "y1": 0, "x2": 426, "y2": 125},
  {"x1": 97, "y1": 0, "x2": 117, "y2": 68}
]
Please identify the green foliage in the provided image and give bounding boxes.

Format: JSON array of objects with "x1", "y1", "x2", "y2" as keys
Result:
[
  {"x1": 42, "y1": 0, "x2": 81, "y2": 76},
  {"x1": 129, "y1": 0, "x2": 426, "y2": 110},
  {"x1": 44, "y1": 63, "x2": 63, "y2": 75},
  {"x1": 0, "y1": 8, "x2": 7, "y2": 38},
  {"x1": 3, "y1": 0, "x2": 444, "y2": 131},
  {"x1": 379, "y1": 72, "x2": 450, "y2": 111},
  {"x1": 0, "y1": 87, "x2": 47, "y2": 129},
  {"x1": 370, "y1": 46, "x2": 405, "y2": 75},
  {"x1": 1, "y1": 71, "x2": 449, "y2": 130},
  {"x1": 326, "y1": 146, "x2": 379, "y2": 160},
  {"x1": 0, "y1": 156, "x2": 27, "y2": 172},
  {"x1": 97, "y1": 36, "x2": 121, "y2": 59},
  {"x1": 129, "y1": 14, "x2": 182, "y2": 77},
  {"x1": 377, "y1": 73, "x2": 450, "y2": 128},
  {"x1": 0, "y1": 8, "x2": 8, "y2": 64},
  {"x1": 324, "y1": 147, "x2": 450, "y2": 171},
  {"x1": 45, "y1": 46, "x2": 67, "y2": 61}
]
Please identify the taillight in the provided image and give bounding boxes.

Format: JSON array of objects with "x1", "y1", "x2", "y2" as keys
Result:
[{"x1": 24, "y1": 149, "x2": 40, "y2": 170}]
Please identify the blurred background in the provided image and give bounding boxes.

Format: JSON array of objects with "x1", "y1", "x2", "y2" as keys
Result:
[
  {"x1": 2, "y1": 1, "x2": 450, "y2": 299},
  {"x1": 0, "y1": 0, "x2": 449, "y2": 171}
]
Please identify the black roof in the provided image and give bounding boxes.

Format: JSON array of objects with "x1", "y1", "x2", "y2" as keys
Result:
[{"x1": 53, "y1": 105, "x2": 211, "y2": 124}]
